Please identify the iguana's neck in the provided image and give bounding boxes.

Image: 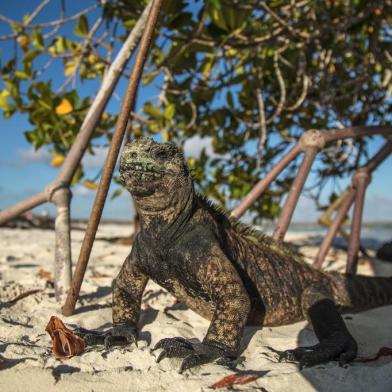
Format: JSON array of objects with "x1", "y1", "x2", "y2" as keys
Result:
[{"x1": 135, "y1": 184, "x2": 195, "y2": 240}]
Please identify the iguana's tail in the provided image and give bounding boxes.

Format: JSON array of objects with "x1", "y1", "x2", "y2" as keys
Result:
[{"x1": 329, "y1": 272, "x2": 392, "y2": 311}]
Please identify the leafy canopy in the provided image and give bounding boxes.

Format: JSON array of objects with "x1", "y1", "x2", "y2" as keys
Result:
[{"x1": 0, "y1": 0, "x2": 390, "y2": 221}]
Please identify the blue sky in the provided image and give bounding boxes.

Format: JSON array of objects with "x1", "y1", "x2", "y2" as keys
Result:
[{"x1": 0, "y1": 1, "x2": 391, "y2": 223}]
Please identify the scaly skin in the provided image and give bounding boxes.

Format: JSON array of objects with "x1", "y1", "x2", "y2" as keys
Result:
[{"x1": 94, "y1": 138, "x2": 392, "y2": 372}]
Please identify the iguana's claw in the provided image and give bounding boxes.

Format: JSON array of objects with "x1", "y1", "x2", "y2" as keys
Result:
[
  {"x1": 153, "y1": 336, "x2": 193, "y2": 352},
  {"x1": 82, "y1": 333, "x2": 106, "y2": 346},
  {"x1": 179, "y1": 353, "x2": 211, "y2": 374},
  {"x1": 152, "y1": 337, "x2": 234, "y2": 373},
  {"x1": 153, "y1": 337, "x2": 194, "y2": 364},
  {"x1": 279, "y1": 331, "x2": 357, "y2": 369},
  {"x1": 79, "y1": 323, "x2": 138, "y2": 349},
  {"x1": 156, "y1": 344, "x2": 193, "y2": 363},
  {"x1": 105, "y1": 323, "x2": 138, "y2": 349},
  {"x1": 104, "y1": 334, "x2": 137, "y2": 349}
]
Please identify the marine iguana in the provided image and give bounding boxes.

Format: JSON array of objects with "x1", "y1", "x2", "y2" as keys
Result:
[{"x1": 88, "y1": 138, "x2": 392, "y2": 373}]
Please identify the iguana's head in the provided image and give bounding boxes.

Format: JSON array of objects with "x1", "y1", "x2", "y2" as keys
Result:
[{"x1": 120, "y1": 138, "x2": 192, "y2": 215}]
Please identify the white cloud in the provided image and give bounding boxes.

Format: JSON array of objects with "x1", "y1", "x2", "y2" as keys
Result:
[
  {"x1": 16, "y1": 145, "x2": 110, "y2": 170},
  {"x1": 73, "y1": 185, "x2": 91, "y2": 197},
  {"x1": 183, "y1": 136, "x2": 214, "y2": 158},
  {"x1": 363, "y1": 193, "x2": 392, "y2": 222},
  {"x1": 82, "y1": 146, "x2": 109, "y2": 169},
  {"x1": 291, "y1": 196, "x2": 320, "y2": 223},
  {"x1": 291, "y1": 193, "x2": 392, "y2": 223},
  {"x1": 17, "y1": 147, "x2": 51, "y2": 164}
]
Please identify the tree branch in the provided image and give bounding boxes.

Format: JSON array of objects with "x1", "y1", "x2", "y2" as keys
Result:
[
  {"x1": 24, "y1": 0, "x2": 51, "y2": 26},
  {"x1": 56, "y1": 16, "x2": 104, "y2": 94},
  {"x1": 260, "y1": 2, "x2": 310, "y2": 40},
  {"x1": 256, "y1": 88, "x2": 267, "y2": 171},
  {"x1": 287, "y1": 74, "x2": 310, "y2": 111},
  {"x1": 266, "y1": 53, "x2": 286, "y2": 124}
]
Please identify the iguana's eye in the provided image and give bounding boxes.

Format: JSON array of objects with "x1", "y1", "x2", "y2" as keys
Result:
[{"x1": 155, "y1": 149, "x2": 169, "y2": 159}]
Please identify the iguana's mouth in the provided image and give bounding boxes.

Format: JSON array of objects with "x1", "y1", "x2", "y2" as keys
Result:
[
  {"x1": 130, "y1": 170, "x2": 162, "y2": 180},
  {"x1": 122, "y1": 162, "x2": 164, "y2": 181},
  {"x1": 130, "y1": 187, "x2": 156, "y2": 197}
]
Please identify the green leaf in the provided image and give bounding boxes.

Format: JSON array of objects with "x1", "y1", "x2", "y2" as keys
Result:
[
  {"x1": 23, "y1": 49, "x2": 41, "y2": 62},
  {"x1": 71, "y1": 165, "x2": 84, "y2": 185},
  {"x1": 53, "y1": 36, "x2": 67, "y2": 53},
  {"x1": 37, "y1": 99, "x2": 52, "y2": 110},
  {"x1": 123, "y1": 19, "x2": 137, "y2": 30},
  {"x1": 1, "y1": 59, "x2": 16, "y2": 74},
  {"x1": 74, "y1": 15, "x2": 89, "y2": 37},
  {"x1": 210, "y1": 0, "x2": 221, "y2": 10},
  {"x1": 143, "y1": 71, "x2": 158, "y2": 85},
  {"x1": 3, "y1": 79, "x2": 19, "y2": 98},
  {"x1": 24, "y1": 130, "x2": 37, "y2": 144},
  {"x1": 208, "y1": 5, "x2": 228, "y2": 31},
  {"x1": 11, "y1": 23, "x2": 23, "y2": 34},
  {"x1": 23, "y1": 60, "x2": 33, "y2": 77},
  {"x1": 64, "y1": 60, "x2": 77, "y2": 76},
  {"x1": 14, "y1": 70, "x2": 30, "y2": 80},
  {"x1": 110, "y1": 188, "x2": 123, "y2": 200},
  {"x1": 221, "y1": 6, "x2": 249, "y2": 31},
  {"x1": 0, "y1": 90, "x2": 11, "y2": 110},
  {"x1": 144, "y1": 102, "x2": 164, "y2": 120},
  {"x1": 32, "y1": 28, "x2": 44, "y2": 50},
  {"x1": 375, "y1": 63, "x2": 382, "y2": 73},
  {"x1": 201, "y1": 53, "x2": 215, "y2": 78},
  {"x1": 164, "y1": 103, "x2": 176, "y2": 120},
  {"x1": 63, "y1": 90, "x2": 79, "y2": 108},
  {"x1": 148, "y1": 122, "x2": 161, "y2": 133}
]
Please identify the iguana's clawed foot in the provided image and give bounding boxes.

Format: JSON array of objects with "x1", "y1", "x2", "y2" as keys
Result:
[
  {"x1": 78, "y1": 323, "x2": 138, "y2": 350},
  {"x1": 104, "y1": 323, "x2": 138, "y2": 349},
  {"x1": 152, "y1": 337, "x2": 235, "y2": 373},
  {"x1": 279, "y1": 331, "x2": 357, "y2": 369}
]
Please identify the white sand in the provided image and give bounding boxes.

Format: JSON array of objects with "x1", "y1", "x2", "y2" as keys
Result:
[{"x1": 1, "y1": 226, "x2": 392, "y2": 392}]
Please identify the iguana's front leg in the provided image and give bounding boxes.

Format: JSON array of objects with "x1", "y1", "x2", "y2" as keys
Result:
[
  {"x1": 84, "y1": 249, "x2": 148, "y2": 348},
  {"x1": 280, "y1": 284, "x2": 357, "y2": 368},
  {"x1": 153, "y1": 244, "x2": 251, "y2": 373}
]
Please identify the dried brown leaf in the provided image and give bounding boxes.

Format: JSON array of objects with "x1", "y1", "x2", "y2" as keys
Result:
[
  {"x1": 91, "y1": 271, "x2": 110, "y2": 279},
  {"x1": 37, "y1": 268, "x2": 53, "y2": 281},
  {"x1": 45, "y1": 316, "x2": 86, "y2": 360},
  {"x1": 210, "y1": 373, "x2": 259, "y2": 389}
]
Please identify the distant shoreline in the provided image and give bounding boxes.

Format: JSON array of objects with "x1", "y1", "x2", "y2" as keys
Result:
[
  {"x1": 71, "y1": 219, "x2": 392, "y2": 229},
  {"x1": 276, "y1": 221, "x2": 392, "y2": 229},
  {"x1": 3, "y1": 210, "x2": 391, "y2": 230}
]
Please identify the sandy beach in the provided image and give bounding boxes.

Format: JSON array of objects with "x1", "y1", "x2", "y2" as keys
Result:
[{"x1": 1, "y1": 224, "x2": 392, "y2": 392}]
